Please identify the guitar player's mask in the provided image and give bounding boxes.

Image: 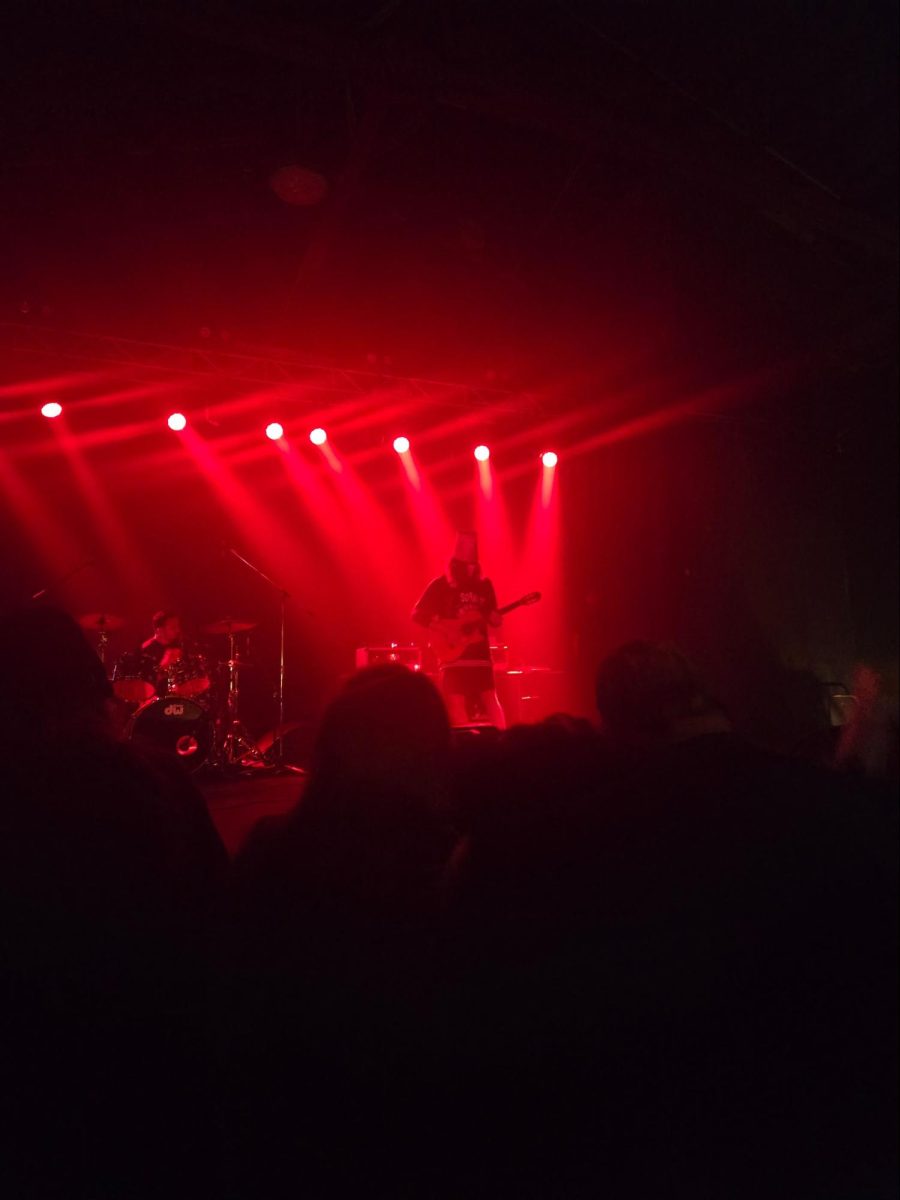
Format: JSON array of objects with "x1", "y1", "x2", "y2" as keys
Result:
[
  {"x1": 448, "y1": 531, "x2": 481, "y2": 586},
  {"x1": 448, "y1": 558, "x2": 481, "y2": 587}
]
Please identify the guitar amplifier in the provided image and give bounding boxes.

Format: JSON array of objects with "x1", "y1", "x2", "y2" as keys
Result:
[
  {"x1": 497, "y1": 668, "x2": 568, "y2": 724},
  {"x1": 355, "y1": 644, "x2": 424, "y2": 671}
]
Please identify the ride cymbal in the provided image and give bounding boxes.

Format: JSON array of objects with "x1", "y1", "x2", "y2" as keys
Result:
[
  {"x1": 78, "y1": 612, "x2": 126, "y2": 632},
  {"x1": 201, "y1": 617, "x2": 257, "y2": 635}
]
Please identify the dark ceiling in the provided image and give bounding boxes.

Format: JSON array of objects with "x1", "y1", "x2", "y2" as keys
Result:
[{"x1": 2, "y1": 0, "x2": 896, "y2": 389}]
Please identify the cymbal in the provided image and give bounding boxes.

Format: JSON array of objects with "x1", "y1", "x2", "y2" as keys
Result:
[
  {"x1": 202, "y1": 617, "x2": 257, "y2": 635},
  {"x1": 78, "y1": 612, "x2": 126, "y2": 632},
  {"x1": 218, "y1": 657, "x2": 256, "y2": 669}
]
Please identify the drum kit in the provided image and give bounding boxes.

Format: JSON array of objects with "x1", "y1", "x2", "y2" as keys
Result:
[{"x1": 79, "y1": 612, "x2": 279, "y2": 774}]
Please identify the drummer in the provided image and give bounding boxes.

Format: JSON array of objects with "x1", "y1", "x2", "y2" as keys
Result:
[{"x1": 141, "y1": 609, "x2": 186, "y2": 685}]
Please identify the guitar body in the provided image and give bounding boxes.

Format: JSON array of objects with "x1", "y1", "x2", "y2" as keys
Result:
[
  {"x1": 429, "y1": 615, "x2": 489, "y2": 666},
  {"x1": 428, "y1": 591, "x2": 541, "y2": 668}
]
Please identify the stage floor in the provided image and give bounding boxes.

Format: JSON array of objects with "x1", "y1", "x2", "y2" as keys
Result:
[{"x1": 199, "y1": 771, "x2": 305, "y2": 858}]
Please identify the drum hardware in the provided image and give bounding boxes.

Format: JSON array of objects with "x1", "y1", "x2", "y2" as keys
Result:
[
  {"x1": 78, "y1": 612, "x2": 126, "y2": 666},
  {"x1": 222, "y1": 546, "x2": 300, "y2": 776},
  {"x1": 213, "y1": 628, "x2": 270, "y2": 771},
  {"x1": 220, "y1": 655, "x2": 255, "y2": 669}
]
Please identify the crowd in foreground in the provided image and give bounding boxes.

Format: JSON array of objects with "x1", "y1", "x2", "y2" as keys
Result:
[{"x1": 1, "y1": 606, "x2": 896, "y2": 1199}]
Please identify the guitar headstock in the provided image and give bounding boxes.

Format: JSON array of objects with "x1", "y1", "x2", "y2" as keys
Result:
[{"x1": 497, "y1": 590, "x2": 542, "y2": 617}]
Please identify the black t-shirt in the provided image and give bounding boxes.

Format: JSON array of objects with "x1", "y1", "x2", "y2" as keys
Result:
[
  {"x1": 141, "y1": 636, "x2": 181, "y2": 663},
  {"x1": 412, "y1": 575, "x2": 498, "y2": 663}
]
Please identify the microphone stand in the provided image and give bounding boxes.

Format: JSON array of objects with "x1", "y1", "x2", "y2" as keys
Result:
[
  {"x1": 226, "y1": 547, "x2": 302, "y2": 775},
  {"x1": 31, "y1": 558, "x2": 94, "y2": 602}
]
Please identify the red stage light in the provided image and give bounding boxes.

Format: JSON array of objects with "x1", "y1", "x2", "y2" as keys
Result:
[
  {"x1": 266, "y1": 422, "x2": 285, "y2": 441},
  {"x1": 41, "y1": 402, "x2": 63, "y2": 419},
  {"x1": 393, "y1": 436, "x2": 410, "y2": 454},
  {"x1": 167, "y1": 412, "x2": 187, "y2": 431},
  {"x1": 541, "y1": 450, "x2": 558, "y2": 468},
  {"x1": 474, "y1": 444, "x2": 490, "y2": 462},
  {"x1": 309, "y1": 427, "x2": 327, "y2": 446}
]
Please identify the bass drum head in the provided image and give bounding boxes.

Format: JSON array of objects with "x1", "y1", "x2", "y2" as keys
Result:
[{"x1": 128, "y1": 696, "x2": 212, "y2": 771}]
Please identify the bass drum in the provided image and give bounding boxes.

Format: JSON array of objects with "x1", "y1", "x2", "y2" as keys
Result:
[{"x1": 128, "y1": 695, "x2": 213, "y2": 771}]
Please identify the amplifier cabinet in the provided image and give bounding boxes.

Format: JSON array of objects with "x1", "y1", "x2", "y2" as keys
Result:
[{"x1": 355, "y1": 644, "x2": 424, "y2": 671}]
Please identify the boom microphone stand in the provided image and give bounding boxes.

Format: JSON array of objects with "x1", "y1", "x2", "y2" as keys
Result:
[
  {"x1": 30, "y1": 558, "x2": 94, "y2": 601},
  {"x1": 226, "y1": 547, "x2": 303, "y2": 775}
]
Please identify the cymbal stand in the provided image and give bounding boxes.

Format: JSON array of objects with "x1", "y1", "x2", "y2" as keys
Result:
[
  {"x1": 96, "y1": 625, "x2": 109, "y2": 666},
  {"x1": 218, "y1": 631, "x2": 268, "y2": 771},
  {"x1": 225, "y1": 547, "x2": 300, "y2": 775}
]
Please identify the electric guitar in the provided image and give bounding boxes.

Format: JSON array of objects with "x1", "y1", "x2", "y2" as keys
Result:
[{"x1": 429, "y1": 591, "x2": 541, "y2": 666}]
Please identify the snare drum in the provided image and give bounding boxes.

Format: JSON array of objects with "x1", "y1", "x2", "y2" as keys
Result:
[{"x1": 128, "y1": 695, "x2": 213, "y2": 771}]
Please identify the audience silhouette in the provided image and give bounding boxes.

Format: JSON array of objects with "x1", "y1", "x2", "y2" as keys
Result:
[
  {"x1": 1, "y1": 613, "x2": 894, "y2": 1198},
  {"x1": 1, "y1": 606, "x2": 227, "y2": 1198}
]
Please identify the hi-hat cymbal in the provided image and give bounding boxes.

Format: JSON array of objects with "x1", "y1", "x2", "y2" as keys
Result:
[
  {"x1": 202, "y1": 617, "x2": 257, "y2": 635},
  {"x1": 78, "y1": 612, "x2": 126, "y2": 632}
]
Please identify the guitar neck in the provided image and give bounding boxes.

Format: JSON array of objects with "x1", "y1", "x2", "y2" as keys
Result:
[{"x1": 497, "y1": 595, "x2": 536, "y2": 617}]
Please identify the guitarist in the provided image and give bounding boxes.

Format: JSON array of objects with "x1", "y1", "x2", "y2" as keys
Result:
[{"x1": 412, "y1": 531, "x2": 506, "y2": 729}]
